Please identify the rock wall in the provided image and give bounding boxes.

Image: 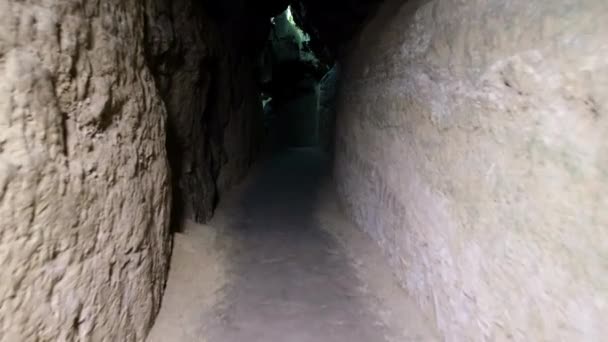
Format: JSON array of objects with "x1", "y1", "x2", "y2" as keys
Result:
[
  {"x1": 318, "y1": 65, "x2": 339, "y2": 152},
  {"x1": 334, "y1": 0, "x2": 608, "y2": 340},
  {"x1": 145, "y1": 0, "x2": 265, "y2": 224},
  {"x1": 0, "y1": 0, "x2": 171, "y2": 340}
]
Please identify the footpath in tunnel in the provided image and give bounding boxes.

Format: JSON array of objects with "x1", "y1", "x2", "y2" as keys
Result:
[{"x1": 147, "y1": 148, "x2": 437, "y2": 342}]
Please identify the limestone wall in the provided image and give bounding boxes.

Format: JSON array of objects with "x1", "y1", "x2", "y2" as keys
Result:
[
  {"x1": 334, "y1": 0, "x2": 608, "y2": 340},
  {"x1": 0, "y1": 0, "x2": 171, "y2": 340},
  {"x1": 145, "y1": 0, "x2": 265, "y2": 223}
]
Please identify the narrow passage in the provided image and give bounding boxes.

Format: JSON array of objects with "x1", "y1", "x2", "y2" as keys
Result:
[{"x1": 148, "y1": 148, "x2": 436, "y2": 342}]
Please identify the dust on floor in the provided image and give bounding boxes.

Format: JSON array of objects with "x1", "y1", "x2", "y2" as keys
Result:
[{"x1": 147, "y1": 148, "x2": 438, "y2": 342}]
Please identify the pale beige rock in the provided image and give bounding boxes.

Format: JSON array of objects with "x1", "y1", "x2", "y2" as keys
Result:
[
  {"x1": 0, "y1": 1, "x2": 171, "y2": 340},
  {"x1": 335, "y1": 0, "x2": 608, "y2": 340}
]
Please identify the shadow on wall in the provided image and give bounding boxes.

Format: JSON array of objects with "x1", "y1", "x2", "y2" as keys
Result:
[
  {"x1": 318, "y1": 64, "x2": 340, "y2": 154},
  {"x1": 145, "y1": 0, "x2": 266, "y2": 231}
]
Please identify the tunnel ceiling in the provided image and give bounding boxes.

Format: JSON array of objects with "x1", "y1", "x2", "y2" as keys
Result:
[
  {"x1": 200, "y1": 0, "x2": 384, "y2": 63},
  {"x1": 200, "y1": 0, "x2": 290, "y2": 55},
  {"x1": 204, "y1": 0, "x2": 289, "y2": 21},
  {"x1": 291, "y1": 0, "x2": 386, "y2": 63}
]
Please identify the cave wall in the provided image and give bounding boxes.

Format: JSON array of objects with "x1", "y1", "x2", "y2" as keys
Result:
[
  {"x1": 318, "y1": 64, "x2": 339, "y2": 152},
  {"x1": 334, "y1": 0, "x2": 608, "y2": 340},
  {"x1": 145, "y1": 0, "x2": 265, "y2": 223},
  {"x1": 0, "y1": 0, "x2": 171, "y2": 340}
]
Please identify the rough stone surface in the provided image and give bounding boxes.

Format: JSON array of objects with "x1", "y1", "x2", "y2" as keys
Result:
[
  {"x1": 145, "y1": 0, "x2": 265, "y2": 223},
  {"x1": 0, "y1": 0, "x2": 171, "y2": 341},
  {"x1": 334, "y1": 0, "x2": 608, "y2": 340}
]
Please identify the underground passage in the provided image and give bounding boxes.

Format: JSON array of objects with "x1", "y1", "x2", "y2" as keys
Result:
[{"x1": 0, "y1": 0, "x2": 607, "y2": 341}]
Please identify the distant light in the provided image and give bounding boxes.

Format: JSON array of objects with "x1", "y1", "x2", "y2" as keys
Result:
[{"x1": 286, "y1": 5, "x2": 294, "y2": 23}]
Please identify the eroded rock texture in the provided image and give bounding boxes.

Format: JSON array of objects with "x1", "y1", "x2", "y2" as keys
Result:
[
  {"x1": 145, "y1": 0, "x2": 271, "y2": 223},
  {"x1": 334, "y1": 0, "x2": 608, "y2": 340},
  {"x1": 0, "y1": 0, "x2": 170, "y2": 340}
]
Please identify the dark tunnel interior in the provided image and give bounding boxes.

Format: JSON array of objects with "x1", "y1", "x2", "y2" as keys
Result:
[
  {"x1": 1, "y1": 0, "x2": 606, "y2": 340},
  {"x1": 145, "y1": 0, "x2": 384, "y2": 231}
]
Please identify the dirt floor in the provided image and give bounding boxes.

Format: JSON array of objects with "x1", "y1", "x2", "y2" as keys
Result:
[{"x1": 147, "y1": 148, "x2": 438, "y2": 342}]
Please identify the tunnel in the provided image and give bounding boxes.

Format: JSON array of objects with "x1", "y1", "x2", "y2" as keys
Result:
[{"x1": 0, "y1": 0, "x2": 607, "y2": 341}]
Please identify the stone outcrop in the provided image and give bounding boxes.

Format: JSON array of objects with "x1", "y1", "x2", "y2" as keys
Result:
[
  {"x1": 334, "y1": 0, "x2": 608, "y2": 340},
  {"x1": 0, "y1": 0, "x2": 171, "y2": 340}
]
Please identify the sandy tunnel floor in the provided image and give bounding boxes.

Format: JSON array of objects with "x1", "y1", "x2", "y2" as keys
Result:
[{"x1": 147, "y1": 148, "x2": 438, "y2": 342}]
